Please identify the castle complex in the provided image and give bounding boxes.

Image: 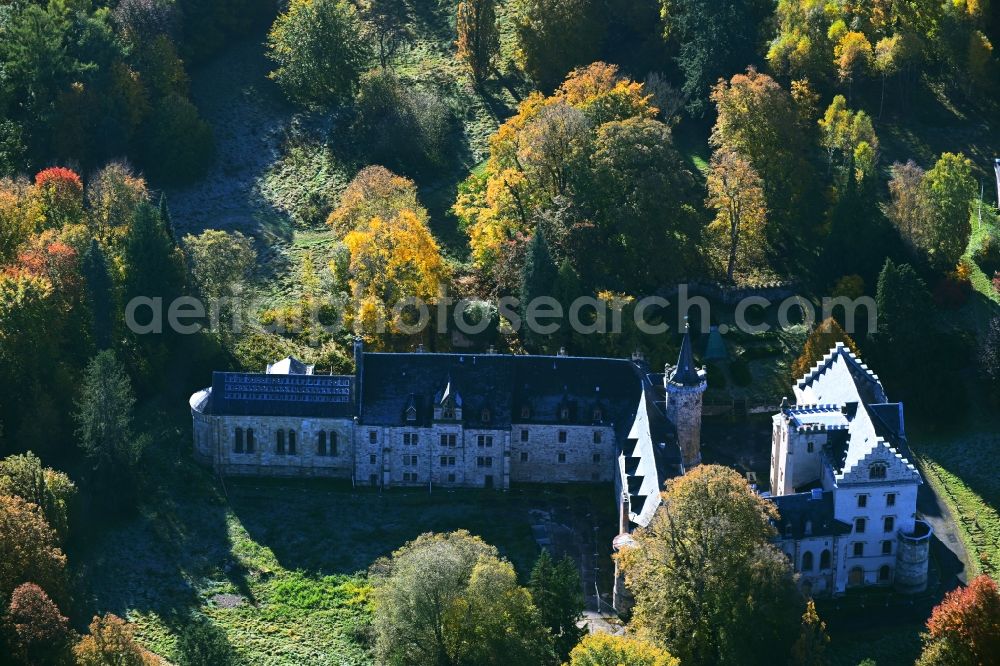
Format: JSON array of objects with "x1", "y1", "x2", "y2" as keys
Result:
[{"x1": 190, "y1": 334, "x2": 929, "y2": 600}]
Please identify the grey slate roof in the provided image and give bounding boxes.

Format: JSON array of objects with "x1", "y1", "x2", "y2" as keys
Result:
[
  {"x1": 772, "y1": 490, "x2": 852, "y2": 540},
  {"x1": 209, "y1": 371, "x2": 355, "y2": 418},
  {"x1": 669, "y1": 325, "x2": 702, "y2": 386}
]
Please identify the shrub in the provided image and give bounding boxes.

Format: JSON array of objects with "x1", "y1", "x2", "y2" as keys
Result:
[
  {"x1": 975, "y1": 230, "x2": 1000, "y2": 275},
  {"x1": 352, "y1": 70, "x2": 453, "y2": 175},
  {"x1": 932, "y1": 272, "x2": 971, "y2": 310}
]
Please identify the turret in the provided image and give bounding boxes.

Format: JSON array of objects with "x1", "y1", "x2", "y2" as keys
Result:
[{"x1": 665, "y1": 322, "x2": 707, "y2": 469}]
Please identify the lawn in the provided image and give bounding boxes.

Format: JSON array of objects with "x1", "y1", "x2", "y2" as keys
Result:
[{"x1": 73, "y1": 424, "x2": 615, "y2": 664}]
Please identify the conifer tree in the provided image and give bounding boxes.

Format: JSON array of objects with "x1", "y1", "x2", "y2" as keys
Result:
[
  {"x1": 81, "y1": 239, "x2": 115, "y2": 350},
  {"x1": 457, "y1": 0, "x2": 500, "y2": 83},
  {"x1": 528, "y1": 549, "x2": 585, "y2": 661},
  {"x1": 74, "y1": 350, "x2": 139, "y2": 476},
  {"x1": 520, "y1": 229, "x2": 558, "y2": 350}
]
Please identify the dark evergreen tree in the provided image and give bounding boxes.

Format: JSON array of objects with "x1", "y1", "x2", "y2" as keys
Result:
[
  {"x1": 124, "y1": 202, "x2": 184, "y2": 306},
  {"x1": 159, "y1": 192, "x2": 177, "y2": 246},
  {"x1": 82, "y1": 239, "x2": 116, "y2": 350},
  {"x1": 552, "y1": 259, "x2": 582, "y2": 351},
  {"x1": 528, "y1": 549, "x2": 585, "y2": 661},
  {"x1": 520, "y1": 229, "x2": 558, "y2": 350},
  {"x1": 981, "y1": 315, "x2": 1000, "y2": 393},
  {"x1": 875, "y1": 259, "x2": 930, "y2": 351}
]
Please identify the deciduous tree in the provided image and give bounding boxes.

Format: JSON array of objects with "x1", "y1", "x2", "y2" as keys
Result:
[
  {"x1": 74, "y1": 350, "x2": 141, "y2": 476},
  {"x1": 791, "y1": 599, "x2": 831, "y2": 666},
  {"x1": 511, "y1": 0, "x2": 604, "y2": 90},
  {"x1": 619, "y1": 465, "x2": 802, "y2": 666},
  {"x1": 74, "y1": 614, "x2": 157, "y2": 666},
  {"x1": 705, "y1": 148, "x2": 768, "y2": 283},
  {"x1": 0, "y1": 494, "x2": 66, "y2": 604},
  {"x1": 328, "y1": 166, "x2": 428, "y2": 238},
  {"x1": 917, "y1": 575, "x2": 1000, "y2": 665},
  {"x1": 791, "y1": 317, "x2": 860, "y2": 380},
  {"x1": 457, "y1": 0, "x2": 500, "y2": 83},
  {"x1": 3, "y1": 582, "x2": 74, "y2": 665},
  {"x1": 568, "y1": 633, "x2": 679, "y2": 666},
  {"x1": 0, "y1": 452, "x2": 76, "y2": 543}
]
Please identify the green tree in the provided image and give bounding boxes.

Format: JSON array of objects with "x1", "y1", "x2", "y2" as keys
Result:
[
  {"x1": 818, "y1": 96, "x2": 878, "y2": 183},
  {"x1": 457, "y1": 0, "x2": 501, "y2": 83},
  {"x1": 569, "y1": 633, "x2": 679, "y2": 666},
  {"x1": 359, "y1": 0, "x2": 413, "y2": 69},
  {"x1": 923, "y1": 152, "x2": 976, "y2": 271},
  {"x1": 74, "y1": 351, "x2": 141, "y2": 476},
  {"x1": 372, "y1": 530, "x2": 555, "y2": 666},
  {"x1": 875, "y1": 259, "x2": 931, "y2": 350},
  {"x1": 183, "y1": 230, "x2": 256, "y2": 300},
  {"x1": 528, "y1": 549, "x2": 585, "y2": 660},
  {"x1": 266, "y1": 0, "x2": 370, "y2": 107},
  {"x1": 619, "y1": 465, "x2": 802, "y2": 666},
  {"x1": 81, "y1": 240, "x2": 116, "y2": 351},
  {"x1": 0, "y1": 452, "x2": 76, "y2": 543},
  {"x1": 520, "y1": 229, "x2": 558, "y2": 351},
  {"x1": 660, "y1": 0, "x2": 772, "y2": 116},
  {"x1": 512, "y1": 0, "x2": 604, "y2": 90},
  {"x1": 791, "y1": 599, "x2": 831, "y2": 666}
]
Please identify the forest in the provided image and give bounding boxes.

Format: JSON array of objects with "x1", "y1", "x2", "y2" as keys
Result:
[{"x1": 0, "y1": 0, "x2": 999, "y2": 664}]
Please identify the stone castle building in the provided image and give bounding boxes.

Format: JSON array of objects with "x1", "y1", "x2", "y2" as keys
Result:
[{"x1": 190, "y1": 335, "x2": 928, "y2": 598}]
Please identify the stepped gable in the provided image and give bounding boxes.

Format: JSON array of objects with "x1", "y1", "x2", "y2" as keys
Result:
[{"x1": 796, "y1": 343, "x2": 886, "y2": 405}]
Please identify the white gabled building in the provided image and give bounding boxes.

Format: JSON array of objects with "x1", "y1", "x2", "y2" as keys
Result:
[{"x1": 768, "y1": 343, "x2": 932, "y2": 596}]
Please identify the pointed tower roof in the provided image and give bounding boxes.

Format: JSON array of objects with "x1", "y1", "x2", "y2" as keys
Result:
[{"x1": 669, "y1": 322, "x2": 702, "y2": 387}]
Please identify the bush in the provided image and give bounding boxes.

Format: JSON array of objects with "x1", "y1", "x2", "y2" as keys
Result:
[
  {"x1": 142, "y1": 94, "x2": 214, "y2": 184},
  {"x1": 974, "y1": 230, "x2": 1000, "y2": 275},
  {"x1": 352, "y1": 70, "x2": 453, "y2": 175}
]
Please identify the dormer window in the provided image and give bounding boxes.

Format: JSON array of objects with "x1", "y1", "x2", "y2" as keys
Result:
[
  {"x1": 869, "y1": 463, "x2": 887, "y2": 480},
  {"x1": 520, "y1": 405, "x2": 531, "y2": 419},
  {"x1": 481, "y1": 408, "x2": 491, "y2": 423},
  {"x1": 442, "y1": 402, "x2": 455, "y2": 420},
  {"x1": 593, "y1": 407, "x2": 603, "y2": 422},
  {"x1": 406, "y1": 406, "x2": 417, "y2": 422},
  {"x1": 560, "y1": 406, "x2": 570, "y2": 421}
]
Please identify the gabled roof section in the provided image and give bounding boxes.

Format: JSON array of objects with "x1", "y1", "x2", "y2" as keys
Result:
[
  {"x1": 267, "y1": 356, "x2": 314, "y2": 375},
  {"x1": 796, "y1": 343, "x2": 886, "y2": 404},
  {"x1": 771, "y1": 491, "x2": 852, "y2": 540}
]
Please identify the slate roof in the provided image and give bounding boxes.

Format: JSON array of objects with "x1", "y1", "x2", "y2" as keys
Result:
[
  {"x1": 772, "y1": 490, "x2": 852, "y2": 540},
  {"x1": 209, "y1": 371, "x2": 355, "y2": 418},
  {"x1": 668, "y1": 325, "x2": 702, "y2": 386}
]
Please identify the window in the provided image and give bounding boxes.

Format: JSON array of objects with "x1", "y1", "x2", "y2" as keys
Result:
[
  {"x1": 886, "y1": 493, "x2": 896, "y2": 507},
  {"x1": 330, "y1": 432, "x2": 338, "y2": 456},
  {"x1": 593, "y1": 453, "x2": 601, "y2": 464},
  {"x1": 441, "y1": 403, "x2": 455, "y2": 419},
  {"x1": 404, "y1": 455, "x2": 418, "y2": 466},
  {"x1": 593, "y1": 431, "x2": 602, "y2": 444},
  {"x1": 406, "y1": 407, "x2": 417, "y2": 422},
  {"x1": 246, "y1": 428, "x2": 255, "y2": 453},
  {"x1": 447, "y1": 473, "x2": 456, "y2": 483},
  {"x1": 477, "y1": 435, "x2": 486, "y2": 447},
  {"x1": 276, "y1": 429, "x2": 286, "y2": 455},
  {"x1": 369, "y1": 454, "x2": 377, "y2": 465},
  {"x1": 882, "y1": 540, "x2": 893, "y2": 555},
  {"x1": 879, "y1": 565, "x2": 891, "y2": 582},
  {"x1": 820, "y1": 549, "x2": 831, "y2": 569},
  {"x1": 477, "y1": 456, "x2": 493, "y2": 468},
  {"x1": 440, "y1": 456, "x2": 456, "y2": 467},
  {"x1": 593, "y1": 408, "x2": 603, "y2": 422},
  {"x1": 857, "y1": 494, "x2": 867, "y2": 508},
  {"x1": 520, "y1": 405, "x2": 531, "y2": 419},
  {"x1": 439, "y1": 433, "x2": 456, "y2": 447},
  {"x1": 235, "y1": 428, "x2": 244, "y2": 453},
  {"x1": 802, "y1": 551, "x2": 814, "y2": 571},
  {"x1": 520, "y1": 452, "x2": 529, "y2": 462},
  {"x1": 403, "y1": 472, "x2": 418, "y2": 482},
  {"x1": 481, "y1": 408, "x2": 491, "y2": 423},
  {"x1": 884, "y1": 516, "x2": 895, "y2": 533},
  {"x1": 369, "y1": 431, "x2": 377, "y2": 444},
  {"x1": 560, "y1": 406, "x2": 570, "y2": 421},
  {"x1": 804, "y1": 520, "x2": 812, "y2": 536},
  {"x1": 288, "y1": 430, "x2": 296, "y2": 455},
  {"x1": 855, "y1": 518, "x2": 866, "y2": 533},
  {"x1": 317, "y1": 431, "x2": 326, "y2": 456},
  {"x1": 521, "y1": 429, "x2": 529, "y2": 442},
  {"x1": 807, "y1": 441, "x2": 814, "y2": 453},
  {"x1": 869, "y1": 462, "x2": 887, "y2": 480},
  {"x1": 403, "y1": 433, "x2": 419, "y2": 446},
  {"x1": 558, "y1": 452, "x2": 566, "y2": 463},
  {"x1": 853, "y1": 543, "x2": 864, "y2": 557},
  {"x1": 370, "y1": 474, "x2": 378, "y2": 487},
  {"x1": 558, "y1": 431, "x2": 567, "y2": 443}
]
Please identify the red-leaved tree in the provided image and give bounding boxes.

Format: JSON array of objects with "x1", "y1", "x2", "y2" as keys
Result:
[
  {"x1": 918, "y1": 575, "x2": 1000, "y2": 665},
  {"x1": 3, "y1": 582, "x2": 74, "y2": 665}
]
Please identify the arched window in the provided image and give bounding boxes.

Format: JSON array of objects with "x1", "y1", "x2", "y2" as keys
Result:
[
  {"x1": 288, "y1": 430, "x2": 297, "y2": 455},
  {"x1": 820, "y1": 549, "x2": 831, "y2": 570},
  {"x1": 879, "y1": 565, "x2": 891, "y2": 582},
  {"x1": 235, "y1": 428, "x2": 244, "y2": 453},
  {"x1": 802, "y1": 551, "x2": 814, "y2": 571},
  {"x1": 246, "y1": 428, "x2": 255, "y2": 453},
  {"x1": 276, "y1": 429, "x2": 285, "y2": 454},
  {"x1": 869, "y1": 463, "x2": 887, "y2": 480},
  {"x1": 330, "y1": 432, "x2": 338, "y2": 456},
  {"x1": 318, "y1": 431, "x2": 327, "y2": 456},
  {"x1": 848, "y1": 567, "x2": 864, "y2": 587}
]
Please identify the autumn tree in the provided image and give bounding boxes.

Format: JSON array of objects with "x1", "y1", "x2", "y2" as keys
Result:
[
  {"x1": 511, "y1": 0, "x2": 604, "y2": 90},
  {"x1": 710, "y1": 69, "x2": 814, "y2": 254},
  {"x1": 818, "y1": 96, "x2": 879, "y2": 183},
  {"x1": 705, "y1": 148, "x2": 768, "y2": 283},
  {"x1": 85, "y1": 161, "x2": 150, "y2": 246},
  {"x1": 3, "y1": 582, "x2": 74, "y2": 665},
  {"x1": 791, "y1": 599, "x2": 831, "y2": 666},
  {"x1": 569, "y1": 633, "x2": 679, "y2": 666},
  {"x1": 791, "y1": 318, "x2": 860, "y2": 380},
  {"x1": 32, "y1": 168, "x2": 85, "y2": 231},
  {"x1": 372, "y1": 530, "x2": 555, "y2": 665},
  {"x1": 359, "y1": 0, "x2": 413, "y2": 69},
  {"x1": 885, "y1": 160, "x2": 927, "y2": 257},
  {"x1": 0, "y1": 178, "x2": 32, "y2": 263},
  {"x1": 457, "y1": 0, "x2": 500, "y2": 83},
  {"x1": 74, "y1": 614, "x2": 157, "y2": 666},
  {"x1": 0, "y1": 494, "x2": 66, "y2": 603},
  {"x1": 917, "y1": 575, "x2": 1000, "y2": 665},
  {"x1": 529, "y1": 549, "x2": 584, "y2": 660},
  {"x1": 0, "y1": 452, "x2": 76, "y2": 543},
  {"x1": 619, "y1": 465, "x2": 802, "y2": 666},
  {"x1": 833, "y1": 28, "x2": 873, "y2": 96},
  {"x1": 328, "y1": 166, "x2": 428, "y2": 238},
  {"x1": 266, "y1": 0, "x2": 370, "y2": 107}
]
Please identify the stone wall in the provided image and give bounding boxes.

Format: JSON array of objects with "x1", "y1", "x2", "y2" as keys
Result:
[{"x1": 665, "y1": 382, "x2": 705, "y2": 468}]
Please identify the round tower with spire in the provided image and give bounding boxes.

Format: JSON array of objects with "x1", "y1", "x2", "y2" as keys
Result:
[{"x1": 665, "y1": 322, "x2": 708, "y2": 469}]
